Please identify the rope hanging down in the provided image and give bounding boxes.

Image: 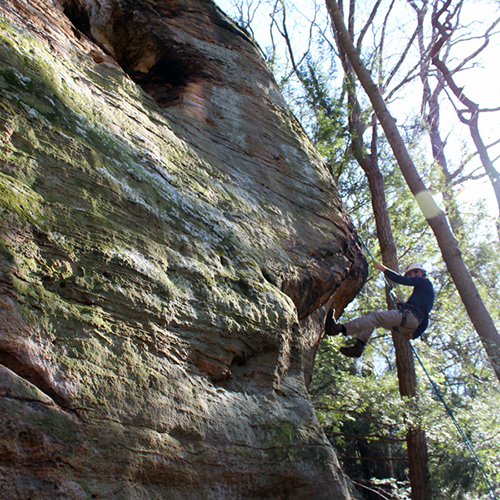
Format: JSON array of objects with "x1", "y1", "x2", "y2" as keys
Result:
[{"x1": 358, "y1": 238, "x2": 498, "y2": 500}]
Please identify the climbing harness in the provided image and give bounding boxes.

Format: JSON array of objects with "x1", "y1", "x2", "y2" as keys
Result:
[
  {"x1": 396, "y1": 309, "x2": 407, "y2": 329},
  {"x1": 393, "y1": 303, "x2": 423, "y2": 332},
  {"x1": 358, "y1": 238, "x2": 499, "y2": 500}
]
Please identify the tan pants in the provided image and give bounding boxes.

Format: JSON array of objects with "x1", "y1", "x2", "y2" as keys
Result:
[{"x1": 344, "y1": 309, "x2": 420, "y2": 344}]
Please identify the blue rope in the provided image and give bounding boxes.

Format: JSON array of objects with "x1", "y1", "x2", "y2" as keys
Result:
[
  {"x1": 358, "y1": 238, "x2": 498, "y2": 499},
  {"x1": 358, "y1": 238, "x2": 398, "y2": 301}
]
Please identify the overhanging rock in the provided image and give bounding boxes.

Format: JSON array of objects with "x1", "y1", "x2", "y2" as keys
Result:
[{"x1": 0, "y1": 0, "x2": 366, "y2": 498}]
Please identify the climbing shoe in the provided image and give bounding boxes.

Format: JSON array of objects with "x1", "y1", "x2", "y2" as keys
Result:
[
  {"x1": 325, "y1": 309, "x2": 344, "y2": 336},
  {"x1": 340, "y1": 339, "x2": 365, "y2": 358}
]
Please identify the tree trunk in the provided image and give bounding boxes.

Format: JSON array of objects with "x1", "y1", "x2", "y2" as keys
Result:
[
  {"x1": 325, "y1": 0, "x2": 500, "y2": 386},
  {"x1": 407, "y1": 428, "x2": 432, "y2": 500},
  {"x1": 368, "y1": 144, "x2": 431, "y2": 500},
  {"x1": 333, "y1": 18, "x2": 431, "y2": 500}
]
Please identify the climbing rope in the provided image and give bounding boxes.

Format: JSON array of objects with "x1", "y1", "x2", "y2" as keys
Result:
[
  {"x1": 358, "y1": 238, "x2": 499, "y2": 500},
  {"x1": 358, "y1": 239, "x2": 399, "y2": 302}
]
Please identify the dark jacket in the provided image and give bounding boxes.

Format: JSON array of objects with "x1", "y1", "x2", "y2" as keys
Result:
[{"x1": 385, "y1": 269, "x2": 435, "y2": 339}]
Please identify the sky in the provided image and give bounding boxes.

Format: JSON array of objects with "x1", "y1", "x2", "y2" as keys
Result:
[{"x1": 213, "y1": 0, "x2": 500, "y2": 223}]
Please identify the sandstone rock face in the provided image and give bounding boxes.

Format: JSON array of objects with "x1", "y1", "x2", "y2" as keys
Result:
[{"x1": 0, "y1": 0, "x2": 366, "y2": 498}]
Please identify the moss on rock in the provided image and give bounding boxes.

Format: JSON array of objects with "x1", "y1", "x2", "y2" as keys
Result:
[{"x1": 0, "y1": 3, "x2": 364, "y2": 498}]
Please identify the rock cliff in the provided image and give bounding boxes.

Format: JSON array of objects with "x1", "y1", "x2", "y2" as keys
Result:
[{"x1": 0, "y1": 0, "x2": 366, "y2": 498}]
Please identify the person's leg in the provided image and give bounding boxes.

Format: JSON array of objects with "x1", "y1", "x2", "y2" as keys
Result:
[
  {"x1": 324, "y1": 309, "x2": 344, "y2": 336},
  {"x1": 325, "y1": 309, "x2": 397, "y2": 339},
  {"x1": 340, "y1": 309, "x2": 419, "y2": 358},
  {"x1": 344, "y1": 309, "x2": 406, "y2": 339}
]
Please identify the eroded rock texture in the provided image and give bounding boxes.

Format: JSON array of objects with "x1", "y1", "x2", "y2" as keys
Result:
[{"x1": 0, "y1": 0, "x2": 366, "y2": 498}]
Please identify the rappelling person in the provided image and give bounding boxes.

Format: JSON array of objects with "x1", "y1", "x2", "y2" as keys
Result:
[{"x1": 324, "y1": 261, "x2": 435, "y2": 358}]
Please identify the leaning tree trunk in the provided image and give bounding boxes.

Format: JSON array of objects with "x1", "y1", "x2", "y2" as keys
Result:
[{"x1": 325, "y1": 0, "x2": 500, "y2": 390}]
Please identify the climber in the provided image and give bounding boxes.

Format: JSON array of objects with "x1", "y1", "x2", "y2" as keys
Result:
[{"x1": 324, "y1": 261, "x2": 435, "y2": 358}]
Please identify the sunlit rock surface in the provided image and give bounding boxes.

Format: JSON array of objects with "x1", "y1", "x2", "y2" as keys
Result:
[{"x1": 0, "y1": 0, "x2": 366, "y2": 498}]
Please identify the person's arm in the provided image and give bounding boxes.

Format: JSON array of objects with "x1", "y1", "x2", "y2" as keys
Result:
[
  {"x1": 374, "y1": 261, "x2": 417, "y2": 340},
  {"x1": 374, "y1": 262, "x2": 416, "y2": 286},
  {"x1": 373, "y1": 261, "x2": 389, "y2": 273}
]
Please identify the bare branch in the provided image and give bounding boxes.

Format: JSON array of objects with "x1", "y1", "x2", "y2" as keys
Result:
[
  {"x1": 348, "y1": 0, "x2": 355, "y2": 38},
  {"x1": 451, "y1": 170, "x2": 487, "y2": 187},
  {"x1": 454, "y1": 16, "x2": 500, "y2": 73},
  {"x1": 431, "y1": 0, "x2": 500, "y2": 212},
  {"x1": 356, "y1": 0, "x2": 384, "y2": 52},
  {"x1": 478, "y1": 106, "x2": 500, "y2": 113},
  {"x1": 276, "y1": 1, "x2": 311, "y2": 88},
  {"x1": 383, "y1": 24, "x2": 419, "y2": 93},
  {"x1": 384, "y1": 65, "x2": 420, "y2": 102}
]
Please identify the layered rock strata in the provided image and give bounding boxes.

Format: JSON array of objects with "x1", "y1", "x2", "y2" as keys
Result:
[{"x1": 0, "y1": 0, "x2": 366, "y2": 498}]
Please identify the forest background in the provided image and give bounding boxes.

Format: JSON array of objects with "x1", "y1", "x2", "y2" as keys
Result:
[{"x1": 213, "y1": 0, "x2": 500, "y2": 499}]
